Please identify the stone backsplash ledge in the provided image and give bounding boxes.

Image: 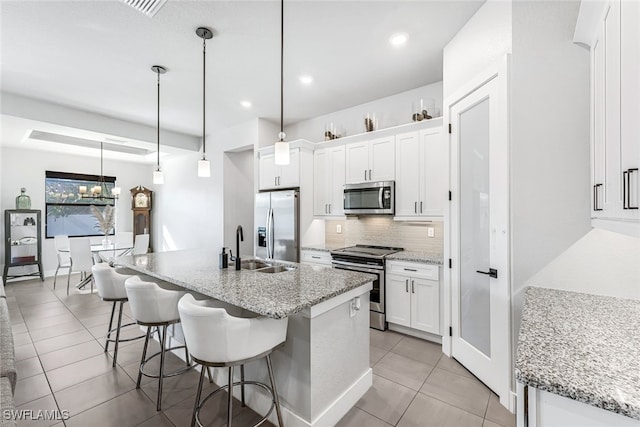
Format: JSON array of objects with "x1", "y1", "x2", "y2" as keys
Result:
[{"x1": 325, "y1": 217, "x2": 443, "y2": 255}]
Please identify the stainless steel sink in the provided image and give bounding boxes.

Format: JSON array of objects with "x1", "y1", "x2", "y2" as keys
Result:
[
  {"x1": 241, "y1": 260, "x2": 272, "y2": 270},
  {"x1": 256, "y1": 265, "x2": 297, "y2": 274}
]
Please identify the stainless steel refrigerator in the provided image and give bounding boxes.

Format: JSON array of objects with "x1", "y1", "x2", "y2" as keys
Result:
[{"x1": 255, "y1": 189, "x2": 300, "y2": 262}]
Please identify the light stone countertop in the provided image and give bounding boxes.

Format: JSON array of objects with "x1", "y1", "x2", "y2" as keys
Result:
[
  {"x1": 386, "y1": 251, "x2": 443, "y2": 265},
  {"x1": 515, "y1": 286, "x2": 640, "y2": 420},
  {"x1": 300, "y1": 245, "x2": 336, "y2": 253},
  {"x1": 115, "y1": 249, "x2": 376, "y2": 319}
]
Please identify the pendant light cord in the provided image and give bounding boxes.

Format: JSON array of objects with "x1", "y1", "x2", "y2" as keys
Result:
[
  {"x1": 202, "y1": 36, "x2": 207, "y2": 159},
  {"x1": 156, "y1": 70, "x2": 160, "y2": 171},
  {"x1": 280, "y1": 0, "x2": 284, "y2": 141}
]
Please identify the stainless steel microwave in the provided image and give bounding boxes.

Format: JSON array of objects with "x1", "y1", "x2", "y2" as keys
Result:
[{"x1": 343, "y1": 181, "x2": 395, "y2": 215}]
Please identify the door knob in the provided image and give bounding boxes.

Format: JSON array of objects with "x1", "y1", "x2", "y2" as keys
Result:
[{"x1": 476, "y1": 268, "x2": 498, "y2": 279}]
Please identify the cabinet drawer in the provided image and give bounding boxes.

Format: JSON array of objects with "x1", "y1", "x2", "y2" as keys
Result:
[
  {"x1": 387, "y1": 261, "x2": 438, "y2": 280},
  {"x1": 301, "y1": 250, "x2": 332, "y2": 266}
]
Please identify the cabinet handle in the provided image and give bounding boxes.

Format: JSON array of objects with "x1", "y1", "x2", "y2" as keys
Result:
[
  {"x1": 329, "y1": 204, "x2": 331, "y2": 214},
  {"x1": 404, "y1": 268, "x2": 417, "y2": 272},
  {"x1": 364, "y1": 170, "x2": 367, "y2": 181},
  {"x1": 626, "y1": 168, "x2": 638, "y2": 210},
  {"x1": 593, "y1": 184, "x2": 603, "y2": 211},
  {"x1": 275, "y1": 177, "x2": 277, "y2": 187},
  {"x1": 414, "y1": 202, "x2": 417, "y2": 213},
  {"x1": 411, "y1": 280, "x2": 415, "y2": 293},
  {"x1": 405, "y1": 279, "x2": 409, "y2": 293},
  {"x1": 312, "y1": 256, "x2": 321, "y2": 259},
  {"x1": 420, "y1": 201, "x2": 423, "y2": 213},
  {"x1": 369, "y1": 169, "x2": 372, "y2": 180}
]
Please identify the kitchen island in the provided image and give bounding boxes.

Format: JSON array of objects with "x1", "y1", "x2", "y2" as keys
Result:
[
  {"x1": 515, "y1": 286, "x2": 640, "y2": 427},
  {"x1": 115, "y1": 249, "x2": 376, "y2": 427}
]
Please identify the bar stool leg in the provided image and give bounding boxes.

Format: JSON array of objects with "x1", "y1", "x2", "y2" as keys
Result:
[
  {"x1": 191, "y1": 367, "x2": 206, "y2": 427},
  {"x1": 104, "y1": 302, "x2": 117, "y2": 353},
  {"x1": 266, "y1": 354, "x2": 284, "y2": 427},
  {"x1": 240, "y1": 365, "x2": 245, "y2": 407},
  {"x1": 112, "y1": 301, "x2": 124, "y2": 367},
  {"x1": 137, "y1": 327, "x2": 151, "y2": 389},
  {"x1": 184, "y1": 343, "x2": 191, "y2": 367},
  {"x1": 207, "y1": 367, "x2": 213, "y2": 383},
  {"x1": 157, "y1": 325, "x2": 167, "y2": 411},
  {"x1": 227, "y1": 366, "x2": 234, "y2": 427}
]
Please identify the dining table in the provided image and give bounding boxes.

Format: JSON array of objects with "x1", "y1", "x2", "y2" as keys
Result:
[{"x1": 60, "y1": 242, "x2": 134, "y2": 290}]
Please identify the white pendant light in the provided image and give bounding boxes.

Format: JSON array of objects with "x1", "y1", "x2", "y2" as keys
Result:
[
  {"x1": 274, "y1": 0, "x2": 290, "y2": 166},
  {"x1": 196, "y1": 27, "x2": 213, "y2": 177},
  {"x1": 151, "y1": 65, "x2": 167, "y2": 185}
]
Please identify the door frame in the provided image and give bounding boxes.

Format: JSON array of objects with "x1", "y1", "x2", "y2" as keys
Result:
[{"x1": 442, "y1": 55, "x2": 512, "y2": 411}]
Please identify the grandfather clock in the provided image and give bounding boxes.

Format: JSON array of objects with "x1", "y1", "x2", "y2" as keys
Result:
[{"x1": 130, "y1": 186, "x2": 152, "y2": 251}]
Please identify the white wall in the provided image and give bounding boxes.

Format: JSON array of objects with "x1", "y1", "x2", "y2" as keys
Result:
[
  {"x1": 510, "y1": 0, "x2": 591, "y2": 364},
  {"x1": 223, "y1": 150, "x2": 254, "y2": 256},
  {"x1": 285, "y1": 82, "x2": 443, "y2": 142},
  {"x1": 0, "y1": 146, "x2": 153, "y2": 275},
  {"x1": 443, "y1": 0, "x2": 512, "y2": 100}
]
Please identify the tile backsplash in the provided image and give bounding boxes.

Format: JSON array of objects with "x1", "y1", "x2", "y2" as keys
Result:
[{"x1": 325, "y1": 217, "x2": 443, "y2": 254}]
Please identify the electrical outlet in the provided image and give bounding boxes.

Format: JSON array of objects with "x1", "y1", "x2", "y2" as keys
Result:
[
  {"x1": 336, "y1": 224, "x2": 342, "y2": 234},
  {"x1": 427, "y1": 227, "x2": 435, "y2": 238}
]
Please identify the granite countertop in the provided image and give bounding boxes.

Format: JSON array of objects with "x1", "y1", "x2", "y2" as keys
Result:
[
  {"x1": 115, "y1": 249, "x2": 376, "y2": 319},
  {"x1": 301, "y1": 244, "x2": 342, "y2": 252},
  {"x1": 386, "y1": 251, "x2": 443, "y2": 265},
  {"x1": 515, "y1": 286, "x2": 640, "y2": 420}
]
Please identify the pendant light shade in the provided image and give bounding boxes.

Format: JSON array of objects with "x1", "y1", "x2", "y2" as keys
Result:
[
  {"x1": 274, "y1": 0, "x2": 290, "y2": 166},
  {"x1": 197, "y1": 27, "x2": 213, "y2": 177},
  {"x1": 151, "y1": 65, "x2": 167, "y2": 185}
]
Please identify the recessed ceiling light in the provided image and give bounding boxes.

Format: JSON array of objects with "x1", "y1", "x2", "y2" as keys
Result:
[
  {"x1": 299, "y1": 75, "x2": 314, "y2": 85},
  {"x1": 240, "y1": 100, "x2": 252, "y2": 108},
  {"x1": 389, "y1": 33, "x2": 408, "y2": 47}
]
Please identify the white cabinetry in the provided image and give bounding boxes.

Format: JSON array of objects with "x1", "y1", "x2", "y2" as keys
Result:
[
  {"x1": 386, "y1": 261, "x2": 440, "y2": 335},
  {"x1": 259, "y1": 149, "x2": 300, "y2": 190},
  {"x1": 313, "y1": 146, "x2": 345, "y2": 216},
  {"x1": 395, "y1": 128, "x2": 447, "y2": 218},
  {"x1": 587, "y1": 0, "x2": 639, "y2": 226},
  {"x1": 345, "y1": 136, "x2": 395, "y2": 184},
  {"x1": 300, "y1": 249, "x2": 332, "y2": 266}
]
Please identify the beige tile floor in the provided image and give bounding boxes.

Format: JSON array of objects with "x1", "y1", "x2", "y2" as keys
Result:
[{"x1": 4, "y1": 276, "x2": 515, "y2": 427}]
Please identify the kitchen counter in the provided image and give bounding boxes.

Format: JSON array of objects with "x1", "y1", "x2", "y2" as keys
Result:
[
  {"x1": 301, "y1": 244, "x2": 341, "y2": 252},
  {"x1": 515, "y1": 286, "x2": 640, "y2": 421},
  {"x1": 386, "y1": 251, "x2": 443, "y2": 265},
  {"x1": 115, "y1": 249, "x2": 376, "y2": 319}
]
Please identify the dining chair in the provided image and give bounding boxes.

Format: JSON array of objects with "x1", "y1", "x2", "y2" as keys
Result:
[
  {"x1": 69, "y1": 237, "x2": 95, "y2": 295},
  {"x1": 53, "y1": 235, "x2": 71, "y2": 290},
  {"x1": 133, "y1": 234, "x2": 150, "y2": 255}
]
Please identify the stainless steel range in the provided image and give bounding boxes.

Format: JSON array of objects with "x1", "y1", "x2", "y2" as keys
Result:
[{"x1": 330, "y1": 245, "x2": 403, "y2": 330}]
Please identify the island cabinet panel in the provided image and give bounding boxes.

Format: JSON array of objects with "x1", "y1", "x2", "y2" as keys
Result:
[{"x1": 386, "y1": 261, "x2": 440, "y2": 335}]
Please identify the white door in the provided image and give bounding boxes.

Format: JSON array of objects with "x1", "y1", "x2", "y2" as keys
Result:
[
  {"x1": 385, "y1": 274, "x2": 411, "y2": 327},
  {"x1": 421, "y1": 128, "x2": 447, "y2": 216},
  {"x1": 278, "y1": 149, "x2": 300, "y2": 188},
  {"x1": 328, "y1": 146, "x2": 346, "y2": 216},
  {"x1": 259, "y1": 154, "x2": 278, "y2": 190},
  {"x1": 411, "y1": 277, "x2": 440, "y2": 334},
  {"x1": 345, "y1": 142, "x2": 369, "y2": 184},
  {"x1": 395, "y1": 131, "x2": 421, "y2": 216},
  {"x1": 449, "y1": 58, "x2": 510, "y2": 406},
  {"x1": 369, "y1": 136, "x2": 395, "y2": 181},
  {"x1": 313, "y1": 149, "x2": 328, "y2": 215}
]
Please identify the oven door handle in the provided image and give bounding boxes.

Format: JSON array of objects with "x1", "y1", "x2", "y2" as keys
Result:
[{"x1": 331, "y1": 260, "x2": 384, "y2": 272}]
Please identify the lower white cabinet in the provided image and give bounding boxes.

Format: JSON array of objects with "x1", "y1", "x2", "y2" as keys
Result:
[
  {"x1": 301, "y1": 249, "x2": 332, "y2": 266},
  {"x1": 386, "y1": 261, "x2": 440, "y2": 335}
]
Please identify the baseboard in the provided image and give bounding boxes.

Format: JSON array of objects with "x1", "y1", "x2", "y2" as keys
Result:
[{"x1": 388, "y1": 323, "x2": 442, "y2": 344}]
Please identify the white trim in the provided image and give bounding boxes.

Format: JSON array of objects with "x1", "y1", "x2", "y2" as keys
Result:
[{"x1": 573, "y1": 1, "x2": 609, "y2": 48}]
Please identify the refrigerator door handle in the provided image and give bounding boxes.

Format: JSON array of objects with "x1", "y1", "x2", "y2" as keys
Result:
[
  {"x1": 265, "y1": 207, "x2": 272, "y2": 259},
  {"x1": 269, "y1": 207, "x2": 275, "y2": 259}
]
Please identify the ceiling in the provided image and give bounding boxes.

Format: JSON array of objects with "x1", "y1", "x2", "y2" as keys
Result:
[{"x1": 0, "y1": 0, "x2": 483, "y2": 159}]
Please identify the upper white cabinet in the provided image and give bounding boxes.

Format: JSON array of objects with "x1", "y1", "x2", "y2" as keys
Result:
[
  {"x1": 587, "y1": 0, "x2": 639, "y2": 224},
  {"x1": 395, "y1": 128, "x2": 447, "y2": 217},
  {"x1": 259, "y1": 149, "x2": 300, "y2": 190},
  {"x1": 314, "y1": 146, "x2": 345, "y2": 216},
  {"x1": 345, "y1": 136, "x2": 395, "y2": 184}
]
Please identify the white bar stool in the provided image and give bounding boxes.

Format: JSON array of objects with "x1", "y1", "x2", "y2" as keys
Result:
[
  {"x1": 91, "y1": 263, "x2": 145, "y2": 367},
  {"x1": 125, "y1": 276, "x2": 192, "y2": 411},
  {"x1": 178, "y1": 293, "x2": 288, "y2": 427}
]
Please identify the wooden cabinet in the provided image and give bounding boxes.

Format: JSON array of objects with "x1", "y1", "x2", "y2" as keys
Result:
[
  {"x1": 589, "y1": 0, "x2": 639, "y2": 225},
  {"x1": 3, "y1": 209, "x2": 43, "y2": 283},
  {"x1": 313, "y1": 146, "x2": 345, "y2": 216},
  {"x1": 300, "y1": 249, "x2": 332, "y2": 266},
  {"x1": 386, "y1": 261, "x2": 440, "y2": 335},
  {"x1": 345, "y1": 136, "x2": 395, "y2": 184},
  {"x1": 395, "y1": 128, "x2": 447, "y2": 218},
  {"x1": 259, "y1": 149, "x2": 300, "y2": 190}
]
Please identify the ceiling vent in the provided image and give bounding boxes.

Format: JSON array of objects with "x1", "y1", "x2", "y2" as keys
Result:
[{"x1": 120, "y1": 0, "x2": 168, "y2": 18}]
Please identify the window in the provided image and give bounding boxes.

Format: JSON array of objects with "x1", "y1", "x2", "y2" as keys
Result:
[{"x1": 45, "y1": 171, "x2": 117, "y2": 238}]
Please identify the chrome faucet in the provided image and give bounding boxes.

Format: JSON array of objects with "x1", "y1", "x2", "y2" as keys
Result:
[{"x1": 235, "y1": 225, "x2": 244, "y2": 270}]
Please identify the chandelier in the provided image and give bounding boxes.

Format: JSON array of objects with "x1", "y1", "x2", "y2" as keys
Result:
[{"x1": 78, "y1": 141, "x2": 121, "y2": 200}]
